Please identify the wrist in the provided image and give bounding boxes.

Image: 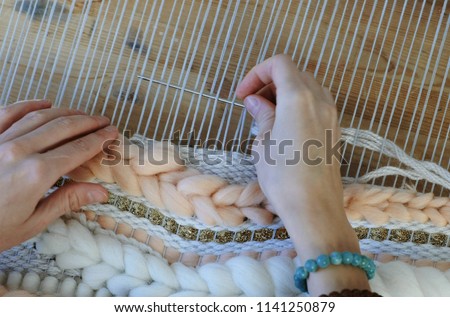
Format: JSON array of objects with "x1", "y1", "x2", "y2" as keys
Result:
[{"x1": 275, "y1": 204, "x2": 359, "y2": 261}]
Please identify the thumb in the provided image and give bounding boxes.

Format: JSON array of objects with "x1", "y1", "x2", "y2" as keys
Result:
[
  {"x1": 25, "y1": 182, "x2": 108, "y2": 232},
  {"x1": 244, "y1": 95, "x2": 275, "y2": 137}
]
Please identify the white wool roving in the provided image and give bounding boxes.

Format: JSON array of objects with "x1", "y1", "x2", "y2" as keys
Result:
[
  {"x1": 21, "y1": 272, "x2": 41, "y2": 294},
  {"x1": 264, "y1": 256, "x2": 299, "y2": 296},
  {"x1": 76, "y1": 282, "x2": 94, "y2": 297},
  {"x1": 47, "y1": 218, "x2": 68, "y2": 236},
  {"x1": 67, "y1": 220, "x2": 100, "y2": 262},
  {"x1": 197, "y1": 263, "x2": 242, "y2": 296},
  {"x1": 4, "y1": 217, "x2": 450, "y2": 297},
  {"x1": 6, "y1": 271, "x2": 22, "y2": 291},
  {"x1": 146, "y1": 255, "x2": 179, "y2": 289},
  {"x1": 40, "y1": 276, "x2": 59, "y2": 295},
  {"x1": 56, "y1": 250, "x2": 98, "y2": 269},
  {"x1": 106, "y1": 274, "x2": 147, "y2": 297},
  {"x1": 129, "y1": 283, "x2": 174, "y2": 297},
  {"x1": 375, "y1": 262, "x2": 424, "y2": 296},
  {"x1": 95, "y1": 288, "x2": 112, "y2": 297},
  {"x1": 169, "y1": 290, "x2": 209, "y2": 297},
  {"x1": 95, "y1": 234, "x2": 125, "y2": 271},
  {"x1": 413, "y1": 267, "x2": 450, "y2": 296},
  {"x1": 123, "y1": 245, "x2": 151, "y2": 281},
  {"x1": 225, "y1": 256, "x2": 275, "y2": 297},
  {"x1": 82, "y1": 263, "x2": 119, "y2": 290},
  {"x1": 171, "y1": 262, "x2": 209, "y2": 292},
  {"x1": 60, "y1": 278, "x2": 77, "y2": 297},
  {"x1": 35, "y1": 233, "x2": 70, "y2": 255},
  {"x1": 366, "y1": 272, "x2": 390, "y2": 296}
]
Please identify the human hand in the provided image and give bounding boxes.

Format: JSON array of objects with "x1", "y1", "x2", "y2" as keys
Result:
[
  {"x1": 236, "y1": 55, "x2": 344, "y2": 227},
  {"x1": 236, "y1": 55, "x2": 368, "y2": 295},
  {"x1": 0, "y1": 100, "x2": 118, "y2": 252}
]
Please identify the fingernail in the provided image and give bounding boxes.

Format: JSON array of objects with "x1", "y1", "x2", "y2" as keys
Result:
[
  {"x1": 244, "y1": 96, "x2": 258, "y2": 116},
  {"x1": 95, "y1": 115, "x2": 110, "y2": 123},
  {"x1": 33, "y1": 99, "x2": 52, "y2": 104},
  {"x1": 104, "y1": 125, "x2": 117, "y2": 132},
  {"x1": 87, "y1": 190, "x2": 108, "y2": 203}
]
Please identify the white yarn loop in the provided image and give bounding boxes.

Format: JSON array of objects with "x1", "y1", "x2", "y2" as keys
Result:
[{"x1": 341, "y1": 128, "x2": 450, "y2": 190}]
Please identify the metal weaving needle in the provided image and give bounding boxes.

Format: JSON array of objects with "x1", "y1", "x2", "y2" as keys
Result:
[{"x1": 137, "y1": 75, "x2": 245, "y2": 109}]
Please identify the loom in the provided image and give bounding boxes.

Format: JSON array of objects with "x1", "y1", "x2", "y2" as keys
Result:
[{"x1": 0, "y1": 0, "x2": 450, "y2": 296}]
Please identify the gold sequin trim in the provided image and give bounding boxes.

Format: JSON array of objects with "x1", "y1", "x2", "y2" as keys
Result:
[
  {"x1": 254, "y1": 228, "x2": 274, "y2": 242},
  {"x1": 412, "y1": 231, "x2": 429, "y2": 244},
  {"x1": 199, "y1": 229, "x2": 215, "y2": 243},
  {"x1": 430, "y1": 233, "x2": 447, "y2": 247},
  {"x1": 116, "y1": 196, "x2": 132, "y2": 211},
  {"x1": 178, "y1": 225, "x2": 199, "y2": 241},
  {"x1": 389, "y1": 229, "x2": 412, "y2": 243},
  {"x1": 148, "y1": 209, "x2": 164, "y2": 226},
  {"x1": 163, "y1": 218, "x2": 179, "y2": 234},
  {"x1": 215, "y1": 230, "x2": 235, "y2": 244},
  {"x1": 235, "y1": 230, "x2": 252, "y2": 243},
  {"x1": 275, "y1": 228, "x2": 289, "y2": 240},
  {"x1": 53, "y1": 179, "x2": 450, "y2": 247},
  {"x1": 369, "y1": 227, "x2": 389, "y2": 242},
  {"x1": 130, "y1": 203, "x2": 147, "y2": 218},
  {"x1": 355, "y1": 227, "x2": 369, "y2": 239},
  {"x1": 107, "y1": 193, "x2": 117, "y2": 205}
]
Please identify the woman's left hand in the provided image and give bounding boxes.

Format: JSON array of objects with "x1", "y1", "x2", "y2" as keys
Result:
[{"x1": 0, "y1": 100, "x2": 118, "y2": 252}]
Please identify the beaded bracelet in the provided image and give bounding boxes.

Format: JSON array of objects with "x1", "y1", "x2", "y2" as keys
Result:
[{"x1": 294, "y1": 251, "x2": 376, "y2": 293}]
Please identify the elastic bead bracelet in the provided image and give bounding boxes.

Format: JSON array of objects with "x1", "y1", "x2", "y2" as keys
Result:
[{"x1": 294, "y1": 252, "x2": 376, "y2": 293}]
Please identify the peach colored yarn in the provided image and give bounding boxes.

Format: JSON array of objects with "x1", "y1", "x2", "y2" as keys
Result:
[{"x1": 69, "y1": 135, "x2": 450, "y2": 228}]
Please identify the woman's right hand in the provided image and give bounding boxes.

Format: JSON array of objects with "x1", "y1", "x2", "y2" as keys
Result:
[
  {"x1": 236, "y1": 55, "x2": 369, "y2": 295},
  {"x1": 236, "y1": 55, "x2": 346, "y2": 232}
]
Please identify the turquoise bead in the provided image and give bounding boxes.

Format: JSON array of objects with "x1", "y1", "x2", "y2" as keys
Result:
[
  {"x1": 360, "y1": 256, "x2": 370, "y2": 269},
  {"x1": 294, "y1": 267, "x2": 309, "y2": 280},
  {"x1": 341, "y1": 251, "x2": 353, "y2": 264},
  {"x1": 294, "y1": 267, "x2": 309, "y2": 292},
  {"x1": 351, "y1": 253, "x2": 362, "y2": 266},
  {"x1": 330, "y1": 252, "x2": 342, "y2": 265},
  {"x1": 316, "y1": 254, "x2": 330, "y2": 268},
  {"x1": 293, "y1": 251, "x2": 376, "y2": 293},
  {"x1": 305, "y1": 259, "x2": 318, "y2": 272},
  {"x1": 294, "y1": 277, "x2": 308, "y2": 293}
]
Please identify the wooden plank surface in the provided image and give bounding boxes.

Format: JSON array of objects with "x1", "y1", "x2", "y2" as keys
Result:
[{"x1": 0, "y1": 0, "x2": 448, "y2": 193}]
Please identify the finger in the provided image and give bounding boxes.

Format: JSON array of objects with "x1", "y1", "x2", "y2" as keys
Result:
[
  {"x1": 255, "y1": 83, "x2": 277, "y2": 104},
  {"x1": 244, "y1": 94, "x2": 276, "y2": 137},
  {"x1": 24, "y1": 182, "x2": 108, "y2": 236},
  {"x1": 321, "y1": 86, "x2": 336, "y2": 106},
  {"x1": 0, "y1": 100, "x2": 52, "y2": 134},
  {"x1": 41, "y1": 125, "x2": 118, "y2": 182},
  {"x1": 236, "y1": 54, "x2": 300, "y2": 99},
  {"x1": 13, "y1": 114, "x2": 111, "y2": 154},
  {"x1": 0, "y1": 108, "x2": 84, "y2": 143}
]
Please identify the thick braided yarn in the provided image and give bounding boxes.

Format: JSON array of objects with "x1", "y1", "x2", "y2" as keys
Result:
[
  {"x1": 3, "y1": 131, "x2": 450, "y2": 297},
  {"x1": 68, "y1": 134, "x2": 273, "y2": 226},
  {"x1": 2, "y1": 216, "x2": 450, "y2": 297},
  {"x1": 67, "y1": 134, "x2": 450, "y2": 228}
]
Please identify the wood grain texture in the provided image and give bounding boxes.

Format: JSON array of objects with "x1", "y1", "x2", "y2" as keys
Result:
[{"x1": 0, "y1": 0, "x2": 448, "y2": 193}]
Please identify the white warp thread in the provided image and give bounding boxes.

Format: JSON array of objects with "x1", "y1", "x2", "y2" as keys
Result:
[{"x1": 2, "y1": 217, "x2": 450, "y2": 297}]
